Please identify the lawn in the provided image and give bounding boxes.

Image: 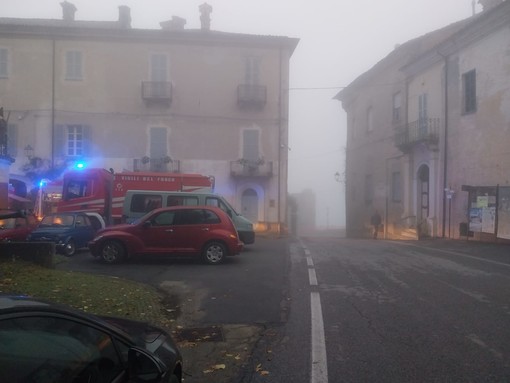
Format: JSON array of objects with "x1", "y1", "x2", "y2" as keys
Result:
[{"x1": 0, "y1": 258, "x2": 175, "y2": 328}]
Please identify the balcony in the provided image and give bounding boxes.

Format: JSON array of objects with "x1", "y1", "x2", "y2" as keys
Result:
[
  {"x1": 133, "y1": 157, "x2": 181, "y2": 173},
  {"x1": 141, "y1": 81, "x2": 172, "y2": 106},
  {"x1": 237, "y1": 84, "x2": 267, "y2": 109},
  {"x1": 230, "y1": 160, "x2": 273, "y2": 178},
  {"x1": 395, "y1": 118, "x2": 440, "y2": 152}
]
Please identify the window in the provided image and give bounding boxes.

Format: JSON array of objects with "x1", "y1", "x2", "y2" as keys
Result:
[
  {"x1": 130, "y1": 194, "x2": 163, "y2": 213},
  {"x1": 0, "y1": 316, "x2": 123, "y2": 383},
  {"x1": 463, "y1": 69, "x2": 477, "y2": 114},
  {"x1": 391, "y1": 171, "x2": 402, "y2": 202},
  {"x1": 150, "y1": 54, "x2": 168, "y2": 82},
  {"x1": 152, "y1": 210, "x2": 175, "y2": 226},
  {"x1": 150, "y1": 127, "x2": 168, "y2": 159},
  {"x1": 65, "y1": 51, "x2": 83, "y2": 80},
  {"x1": 367, "y1": 107, "x2": 374, "y2": 132},
  {"x1": 243, "y1": 129, "x2": 259, "y2": 162},
  {"x1": 245, "y1": 56, "x2": 260, "y2": 85},
  {"x1": 364, "y1": 174, "x2": 373, "y2": 205},
  {"x1": 0, "y1": 48, "x2": 8, "y2": 78},
  {"x1": 64, "y1": 180, "x2": 88, "y2": 200},
  {"x1": 393, "y1": 92, "x2": 401, "y2": 122},
  {"x1": 67, "y1": 125, "x2": 84, "y2": 156},
  {"x1": 167, "y1": 196, "x2": 199, "y2": 206},
  {"x1": 54, "y1": 124, "x2": 90, "y2": 158},
  {"x1": 418, "y1": 93, "x2": 428, "y2": 136}
]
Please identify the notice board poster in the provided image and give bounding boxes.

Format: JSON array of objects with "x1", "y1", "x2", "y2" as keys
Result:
[
  {"x1": 498, "y1": 187, "x2": 510, "y2": 240},
  {"x1": 469, "y1": 208, "x2": 482, "y2": 232}
]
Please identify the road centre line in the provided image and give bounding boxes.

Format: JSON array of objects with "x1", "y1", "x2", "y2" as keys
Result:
[
  {"x1": 389, "y1": 241, "x2": 510, "y2": 269},
  {"x1": 309, "y1": 268, "x2": 318, "y2": 286},
  {"x1": 311, "y1": 292, "x2": 329, "y2": 383},
  {"x1": 299, "y1": 239, "x2": 329, "y2": 383}
]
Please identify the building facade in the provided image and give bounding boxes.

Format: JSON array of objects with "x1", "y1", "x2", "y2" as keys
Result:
[
  {"x1": 0, "y1": 2, "x2": 298, "y2": 231},
  {"x1": 336, "y1": 0, "x2": 510, "y2": 241}
]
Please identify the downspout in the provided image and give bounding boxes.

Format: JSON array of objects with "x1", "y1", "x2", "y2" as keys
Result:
[
  {"x1": 277, "y1": 46, "x2": 283, "y2": 234},
  {"x1": 51, "y1": 39, "x2": 56, "y2": 168},
  {"x1": 441, "y1": 54, "x2": 449, "y2": 237}
]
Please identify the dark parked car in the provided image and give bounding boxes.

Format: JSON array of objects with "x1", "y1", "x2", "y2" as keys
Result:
[
  {"x1": 27, "y1": 212, "x2": 99, "y2": 256},
  {"x1": 89, "y1": 206, "x2": 244, "y2": 264},
  {"x1": 0, "y1": 295, "x2": 182, "y2": 383},
  {"x1": 0, "y1": 209, "x2": 38, "y2": 242}
]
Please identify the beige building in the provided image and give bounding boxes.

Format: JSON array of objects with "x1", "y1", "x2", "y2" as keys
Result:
[
  {"x1": 336, "y1": 0, "x2": 510, "y2": 241},
  {"x1": 0, "y1": 2, "x2": 298, "y2": 231}
]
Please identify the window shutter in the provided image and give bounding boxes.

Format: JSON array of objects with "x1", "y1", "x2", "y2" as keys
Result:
[
  {"x1": 7, "y1": 123, "x2": 17, "y2": 157},
  {"x1": 54, "y1": 124, "x2": 65, "y2": 158},
  {"x1": 83, "y1": 125, "x2": 91, "y2": 156}
]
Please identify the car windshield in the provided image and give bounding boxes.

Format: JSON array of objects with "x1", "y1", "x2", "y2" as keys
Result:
[
  {"x1": 0, "y1": 218, "x2": 16, "y2": 230},
  {"x1": 40, "y1": 215, "x2": 74, "y2": 227}
]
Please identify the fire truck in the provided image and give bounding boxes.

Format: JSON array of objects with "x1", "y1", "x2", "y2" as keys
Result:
[{"x1": 35, "y1": 168, "x2": 214, "y2": 224}]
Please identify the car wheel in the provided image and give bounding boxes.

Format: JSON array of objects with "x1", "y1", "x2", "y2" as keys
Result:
[
  {"x1": 63, "y1": 239, "x2": 76, "y2": 257},
  {"x1": 100, "y1": 240, "x2": 125, "y2": 264},
  {"x1": 202, "y1": 241, "x2": 227, "y2": 265}
]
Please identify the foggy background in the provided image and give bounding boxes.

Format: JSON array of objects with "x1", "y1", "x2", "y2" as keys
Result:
[{"x1": 2, "y1": 0, "x2": 482, "y2": 229}]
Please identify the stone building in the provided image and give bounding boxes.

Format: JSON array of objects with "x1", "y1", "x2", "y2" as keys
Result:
[
  {"x1": 0, "y1": 2, "x2": 298, "y2": 231},
  {"x1": 336, "y1": 0, "x2": 510, "y2": 241}
]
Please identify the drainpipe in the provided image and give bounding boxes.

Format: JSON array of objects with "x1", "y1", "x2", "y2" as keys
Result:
[
  {"x1": 277, "y1": 46, "x2": 283, "y2": 234},
  {"x1": 51, "y1": 39, "x2": 56, "y2": 168},
  {"x1": 440, "y1": 54, "x2": 449, "y2": 237}
]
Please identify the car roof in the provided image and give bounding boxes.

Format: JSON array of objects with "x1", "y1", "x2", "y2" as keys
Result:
[
  {"x1": 0, "y1": 295, "x2": 134, "y2": 341},
  {"x1": 150, "y1": 205, "x2": 227, "y2": 215}
]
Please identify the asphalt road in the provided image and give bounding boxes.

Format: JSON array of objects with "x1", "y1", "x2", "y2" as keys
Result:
[{"x1": 245, "y1": 237, "x2": 510, "y2": 383}]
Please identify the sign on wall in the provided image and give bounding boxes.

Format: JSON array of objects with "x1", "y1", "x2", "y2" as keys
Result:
[{"x1": 497, "y1": 187, "x2": 510, "y2": 240}]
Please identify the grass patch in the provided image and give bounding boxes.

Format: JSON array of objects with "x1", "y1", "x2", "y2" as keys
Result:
[{"x1": 0, "y1": 259, "x2": 174, "y2": 329}]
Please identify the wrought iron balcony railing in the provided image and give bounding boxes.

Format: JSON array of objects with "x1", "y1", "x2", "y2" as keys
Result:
[
  {"x1": 133, "y1": 157, "x2": 180, "y2": 173},
  {"x1": 230, "y1": 160, "x2": 273, "y2": 177},
  {"x1": 141, "y1": 81, "x2": 173, "y2": 105},
  {"x1": 394, "y1": 118, "x2": 440, "y2": 151},
  {"x1": 237, "y1": 84, "x2": 267, "y2": 109}
]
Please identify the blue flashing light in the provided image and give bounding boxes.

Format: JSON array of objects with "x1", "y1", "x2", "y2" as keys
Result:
[
  {"x1": 74, "y1": 162, "x2": 86, "y2": 170},
  {"x1": 39, "y1": 179, "x2": 48, "y2": 188}
]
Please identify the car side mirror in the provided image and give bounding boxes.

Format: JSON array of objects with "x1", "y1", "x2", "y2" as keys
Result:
[
  {"x1": 127, "y1": 347, "x2": 164, "y2": 383},
  {"x1": 142, "y1": 221, "x2": 152, "y2": 228}
]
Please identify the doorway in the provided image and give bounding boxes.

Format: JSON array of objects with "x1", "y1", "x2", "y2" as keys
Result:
[{"x1": 241, "y1": 188, "x2": 258, "y2": 223}]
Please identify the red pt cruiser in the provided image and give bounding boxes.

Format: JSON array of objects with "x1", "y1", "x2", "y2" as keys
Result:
[{"x1": 89, "y1": 206, "x2": 244, "y2": 264}]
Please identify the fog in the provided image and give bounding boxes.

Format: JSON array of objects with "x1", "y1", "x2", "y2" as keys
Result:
[{"x1": 2, "y1": 0, "x2": 481, "y2": 228}]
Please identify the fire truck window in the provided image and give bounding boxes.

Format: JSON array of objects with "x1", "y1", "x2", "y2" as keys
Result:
[{"x1": 65, "y1": 181, "x2": 88, "y2": 200}]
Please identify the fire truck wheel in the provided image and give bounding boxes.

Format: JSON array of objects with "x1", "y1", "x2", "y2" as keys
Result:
[
  {"x1": 202, "y1": 241, "x2": 227, "y2": 265},
  {"x1": 63, "y1": 239, "x2": 76, "y2": 257},
  {"x1": 100, "y1": 240, "x2": 125, "y2": 264}
]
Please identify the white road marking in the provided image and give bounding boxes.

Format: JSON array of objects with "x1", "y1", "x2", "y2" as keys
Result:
[
  {"x1": 309, "y1": 268, "x2": 318, "y2": 286},
  {"x1": 311, "y1": 291, "x2": 329, "y2": 383},
  {"x1": 300, "y1": 239, "x2": 329, "y2": 383}
]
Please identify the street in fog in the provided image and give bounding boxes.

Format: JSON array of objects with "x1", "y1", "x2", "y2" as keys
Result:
[{"x1": 247, "y1": 237, "x2": 510, "y2": 383}]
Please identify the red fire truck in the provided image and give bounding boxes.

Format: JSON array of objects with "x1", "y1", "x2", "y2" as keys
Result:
[{"x1": 36, "y1": 168, "x2": 214, "y2": 224}]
